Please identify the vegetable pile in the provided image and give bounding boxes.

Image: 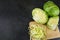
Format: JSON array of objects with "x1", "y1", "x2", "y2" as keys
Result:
[
  {"x1": 30, "y1": 24, "x2": 46, "y2": 40},
  {"x1": 29, "y1": 22, "x2": 47, "y2": 40},
  {"x1": 32, "y1": 1, "x2": 59, "y2": 30},
  {"x1": 30, "y1": 1, "x2": 60, "y2": 40}
]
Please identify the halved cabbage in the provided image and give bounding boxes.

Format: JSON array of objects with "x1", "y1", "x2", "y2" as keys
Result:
[
  {"x1": 47, "y1": 16, "x2": 59, "y2": 30},
  {"x1": 32, "y1": 8, "x2": 48, "y2": 24}
]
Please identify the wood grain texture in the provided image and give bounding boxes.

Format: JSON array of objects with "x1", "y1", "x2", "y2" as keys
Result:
[{"x1": 46, "y1": 27, "x2": 60, "y2": 39}]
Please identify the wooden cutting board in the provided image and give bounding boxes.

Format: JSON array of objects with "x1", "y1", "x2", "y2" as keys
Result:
[
  {"x1": 29, "y1": 21, "x2": 60, "y2": 40},
  {"x1": 46, "y1": 26, "x2": 60, "y2": 39}
]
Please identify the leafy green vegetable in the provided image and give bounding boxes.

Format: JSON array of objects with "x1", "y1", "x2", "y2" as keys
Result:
[
  {"x1": 32, "y1": 8, "x2": 48, "y2": 24},
  {"x1": 47, "y1": 16, "x2": 59, "y2": 30},
  {"x1": 43, "y1": 1, "x2": 59, "y2": 16},
  {"x1": 30, "y1": 25, "x2": 44, "y2": 38},
  {"x1": 29, "y1": 24, "x2": 46, "y2": 40}
]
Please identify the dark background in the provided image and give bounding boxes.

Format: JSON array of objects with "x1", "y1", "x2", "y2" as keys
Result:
[{"x1": 0, "y1": 0, "x2": 60, "y2": 40}]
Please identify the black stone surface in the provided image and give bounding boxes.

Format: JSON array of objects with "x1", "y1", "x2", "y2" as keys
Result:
[{"x1": 0, "y1": 0, "x2": 60, "y2": 40}]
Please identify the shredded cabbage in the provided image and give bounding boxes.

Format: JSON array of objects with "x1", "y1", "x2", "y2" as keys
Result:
[{"x1": 29, "y1": 24, "x2": 45, "y2": 39}]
